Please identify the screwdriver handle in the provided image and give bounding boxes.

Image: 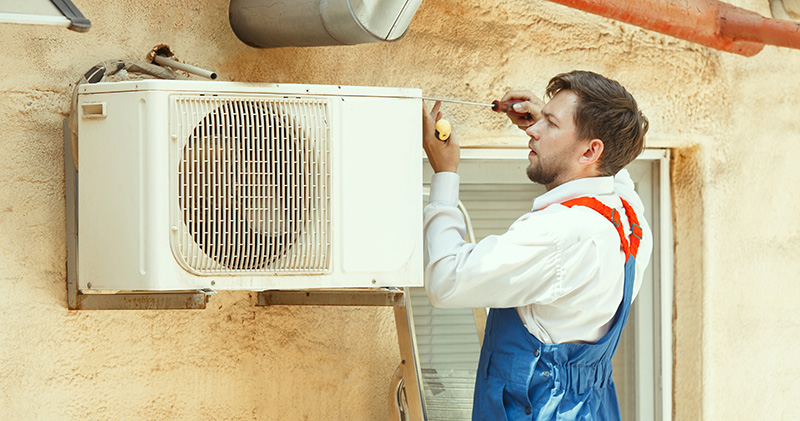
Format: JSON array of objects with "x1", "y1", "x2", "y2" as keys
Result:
[
  {"x1": 491, "y1": 99, "x2": 529, "y2": 117},
  {"x1": 435, "y1": 119, "x2": 452, "y2": 142}
]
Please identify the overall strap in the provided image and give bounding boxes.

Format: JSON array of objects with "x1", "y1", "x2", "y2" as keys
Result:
[{"x1": 560, "y1": 197, "x2": 643, "y2": 259}]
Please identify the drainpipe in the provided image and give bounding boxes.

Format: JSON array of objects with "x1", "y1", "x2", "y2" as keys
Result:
[{"x1": 547, "y1": 0, "x2": 800, "y2": 56}]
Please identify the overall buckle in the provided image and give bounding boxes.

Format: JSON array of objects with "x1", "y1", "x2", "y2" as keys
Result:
[
  {"x1": 631, "y1": 222, "x2": 643, "y2": 240},
  {"x1": 610, "y1": 208, "x2": 621, "y2": 228}
]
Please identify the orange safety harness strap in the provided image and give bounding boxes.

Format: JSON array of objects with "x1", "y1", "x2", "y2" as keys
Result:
[{"x1": 560, "y1": 197, "x2": 642, "y2": 259}]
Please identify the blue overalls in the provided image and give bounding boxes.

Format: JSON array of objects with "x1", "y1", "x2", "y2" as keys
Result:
[{"x1": 472, "y1": 197, "x2": 643, "y2": 420}]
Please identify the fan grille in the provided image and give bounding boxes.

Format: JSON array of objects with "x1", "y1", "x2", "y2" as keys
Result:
[{"x1": 172, "y1": 95, "x2": 331, "y2": 275}]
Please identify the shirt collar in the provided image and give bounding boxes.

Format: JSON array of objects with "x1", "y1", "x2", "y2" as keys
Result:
[{"x1": 531, "y1": 176, "x2": 615, "y2": 211}]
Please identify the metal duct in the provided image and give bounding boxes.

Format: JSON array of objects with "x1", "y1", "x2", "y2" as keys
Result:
[{"x1": 229, "y1": 0, "x2": 423, "y2": 48}]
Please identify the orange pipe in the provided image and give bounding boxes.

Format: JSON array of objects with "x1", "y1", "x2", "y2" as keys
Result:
[
  {"x1": 547, "y1": 0, "x2": 800, "y2": 56},
  {"x1": 718, "y1": 2, "x2": 800, "y2": 49}
]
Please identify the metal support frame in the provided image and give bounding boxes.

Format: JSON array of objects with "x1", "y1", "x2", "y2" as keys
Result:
[
  {"x1": 257, "y1": 289, "x2": 405, "y2": 307},
  {"x1": 68, "y1": 290, "x2": 209, "y2": 310},
  {"x1": 258, "y1": 288, "x2": 426, "y2": 421},
  {"x1": 64, "y1": 119, "x2": 208, "y2": 310}
]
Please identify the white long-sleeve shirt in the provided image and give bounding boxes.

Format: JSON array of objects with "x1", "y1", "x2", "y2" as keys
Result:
[{"x1": 423, "y1": 169, "x2": 653, "y2": 344}]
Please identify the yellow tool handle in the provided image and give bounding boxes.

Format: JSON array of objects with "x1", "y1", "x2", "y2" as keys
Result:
[{"x1": 435, "y1": 119, "x2": 451, "y2": 142}]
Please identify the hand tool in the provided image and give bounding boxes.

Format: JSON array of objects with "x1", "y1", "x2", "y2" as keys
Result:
[
  {"x1": 423, "y1": 96, "x2": 531, "y2": 142},
  {"x1": 422, "y1": 96, "x2": 529, "y2": 117},
  {"x1": 434, "y1": 119, "x2": 451, "y2": 142}
]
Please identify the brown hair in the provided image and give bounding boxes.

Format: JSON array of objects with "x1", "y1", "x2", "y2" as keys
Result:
[{"x1": 546, "y1": 71, "x2": 649, "y2": 176}]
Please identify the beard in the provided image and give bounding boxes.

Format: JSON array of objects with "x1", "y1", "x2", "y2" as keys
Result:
[
  {"x1": 526, "y1": 143, "x2": 580, "y2": 187},
  {"x1": 526, "y1": 158, "x2": 561, "y2": 186}
]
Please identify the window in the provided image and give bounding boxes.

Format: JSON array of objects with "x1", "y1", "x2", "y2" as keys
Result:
[{"x1": 409, "y1": 148, "x2": 672, "y2": 420}]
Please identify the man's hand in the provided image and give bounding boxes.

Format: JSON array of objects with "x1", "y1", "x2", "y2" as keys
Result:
[
  {"x1": 501, "y1": 90, "x2": 545, "y2": 131},
  {"x1": 422, "y1": 100, "x2": 460, "y2": 173}
]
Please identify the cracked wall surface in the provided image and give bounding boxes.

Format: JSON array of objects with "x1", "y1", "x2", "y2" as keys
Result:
[{"x1": 1, "y1": 0, "x2": 799, "y2": 419}]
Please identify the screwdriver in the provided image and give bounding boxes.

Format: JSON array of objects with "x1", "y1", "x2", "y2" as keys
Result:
[
  {"x1": 423, "y1": 96, "x2": 530, "y2": 141},
  {"x1": 423, "y1": 97, "x2": 529, "y2": 117}
]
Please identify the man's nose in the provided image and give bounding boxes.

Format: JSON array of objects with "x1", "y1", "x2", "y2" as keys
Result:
[{"x1": 525, "y1": 123, "x2": 540, "y2": 140}]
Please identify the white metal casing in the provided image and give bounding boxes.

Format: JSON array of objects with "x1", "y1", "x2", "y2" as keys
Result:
[{"x1": 76, "y1": 80, "x2": 423, "y2": 291}]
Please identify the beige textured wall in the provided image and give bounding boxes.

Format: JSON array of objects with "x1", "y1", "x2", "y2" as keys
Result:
[
  {"x1": 706, "y1": 46, "x2": 800, "y2": 420},
  {"x1": 1, "y1": 0, "x2": 799, "y2": 419}
]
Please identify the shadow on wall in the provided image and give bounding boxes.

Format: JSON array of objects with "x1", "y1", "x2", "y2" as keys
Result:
[{"x1": 670, "y1": 144, "x2": 704, "y2": 421}]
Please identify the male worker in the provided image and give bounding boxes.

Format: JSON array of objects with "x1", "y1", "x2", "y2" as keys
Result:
[{"x1": 421, "y1": 70, "x2": 653, "y2": 420}]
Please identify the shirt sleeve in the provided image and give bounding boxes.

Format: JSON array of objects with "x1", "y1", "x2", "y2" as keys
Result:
[{"x1": 423, "y1": 173, "x2": 571, "y2": 308}]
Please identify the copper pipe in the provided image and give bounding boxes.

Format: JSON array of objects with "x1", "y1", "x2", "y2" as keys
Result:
[{"x1": 547, "y1": 0, "x2": 800, "y2": 56}]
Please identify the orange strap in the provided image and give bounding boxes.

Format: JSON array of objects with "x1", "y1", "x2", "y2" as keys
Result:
[{"x1": 560, "y1": 197, "x2": 642, "y2": 259}]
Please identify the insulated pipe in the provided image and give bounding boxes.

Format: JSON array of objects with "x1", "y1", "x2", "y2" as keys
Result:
[
  {"x1": 229, "y1": 0, "x2": 422, "y2": 48},
  {"x1": 153, "y1": 55, "x2": 217, "y2": 80},
  {"x1": 547, "y1": 0, "x2": 800, "y2": 56}
]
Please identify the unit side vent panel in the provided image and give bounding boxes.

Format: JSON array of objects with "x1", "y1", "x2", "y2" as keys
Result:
[{"x1": 171, "y1": 96, "x2": 331, "y2": 275}]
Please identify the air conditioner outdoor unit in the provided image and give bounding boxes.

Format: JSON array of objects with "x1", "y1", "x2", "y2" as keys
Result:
[{"x1": 74, "y1": 80, "x2": 423, "y2": 291}]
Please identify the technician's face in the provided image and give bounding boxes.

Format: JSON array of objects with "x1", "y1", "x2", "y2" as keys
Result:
[{"x1": 524, "y1": 90, "x2": 583, "y2": 190}]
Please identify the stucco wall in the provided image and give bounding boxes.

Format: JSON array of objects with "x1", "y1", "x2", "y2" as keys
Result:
[{"x1": 1, "y1": 0, "x2": 799, "y2": 419}]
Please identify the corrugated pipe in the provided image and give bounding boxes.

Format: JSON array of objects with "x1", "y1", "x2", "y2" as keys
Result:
[{"x1": 547, "y1": 0, "x2": 800, "y2": 56}]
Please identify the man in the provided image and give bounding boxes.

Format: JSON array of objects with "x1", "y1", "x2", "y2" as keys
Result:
[{"x1": 421, "y1": 70, "x2": 653, "y2": 420}]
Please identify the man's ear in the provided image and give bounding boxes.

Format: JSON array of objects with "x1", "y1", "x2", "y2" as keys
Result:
[{"x1": 579, "y1": 138, "x2": 604, "y2": 166}]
